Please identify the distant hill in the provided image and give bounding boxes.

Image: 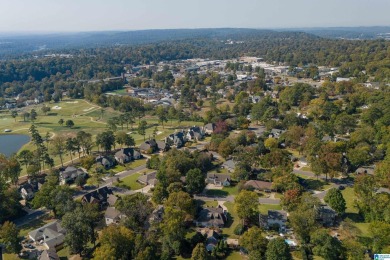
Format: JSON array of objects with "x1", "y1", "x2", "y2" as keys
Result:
[
  {"x1": 0, "y1": 28, "x2": 317, "y2": 59},
  {"x1": 277, "y1": 26, "x2": 390, "y2": 40}
]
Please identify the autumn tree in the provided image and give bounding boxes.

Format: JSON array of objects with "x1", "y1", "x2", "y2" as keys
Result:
[
  {"x1": 235, "y1": 190, "x2": 259, "y2": 224},
  {"x1": 94, "y1": 225, "x2": 135, "y2": 260}
]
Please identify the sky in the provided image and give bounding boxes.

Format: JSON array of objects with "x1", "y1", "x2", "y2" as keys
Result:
[{"x1": 0, "y1": 0, "x2": 389, "y2": 32}]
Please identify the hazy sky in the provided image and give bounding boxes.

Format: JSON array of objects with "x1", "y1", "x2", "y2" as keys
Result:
[{"x1": 1, "y1": 0, "x2": 389, "y2": 32}]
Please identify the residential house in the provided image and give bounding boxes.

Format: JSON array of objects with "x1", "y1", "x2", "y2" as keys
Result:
[
  {"x1": 221, "y1": 160, "x2": 236, "y2": 173},
  {"x1": 206, "y1": 173, "x2": 231, "y2": 187},
  {"x1": 138, "y1": 171, "x2": 158, "y2": 186},
  {"x1": 317, "y1": 205, "x2": 337, "y2": 226},
  {"x1": 244, "y1": 180, "x2": 273, "y2": 192},
  {"x1": 96, "y1": 155, "x2": 114, "y2": 169},
  {"x1": 200, "y1": 229, "x2": 221, "y2": 252},
  {"x1": 28, "y1": 220, "x2": 65, "y2": 250},
  {"x1": 81, "y1": 186, "x2": 113, "y2": 208},
  {"x1": 114, "y1": 148, "x2": 142, "y2": 164},
  {"x1": 355, "y1": 165, "x2": 375, "y2": 175},
  {"x1": 267, "y1": 210, "x2": 288, "y2": 232},
  {"x1": 166, "y1": 132, "x2": 186, "y2": 148},
  {"x1": 139, "y1": 139, "x2": 158, "y2": 153},
  {"x1": 107, "y1": 194, "x2": 118, "y2": 207},
  {"x1": 298, "y1": 157, "x2": 308, "y2": 167},
  {"x1": 269, "y1": 128, "x2": 286, "y2": 139},
  {"x1": 195, "y1": 206, "x2": 227, "y2": 228},
  {"x1": 149, "y1": 205, "x2": 164, "y2": 224},
  {"x1": 59, "y1": 166, "x2": 88, "y2": 185},
  {"x1": 203, "y1": 123, "x2": 216, "y2": 135},
  {"x1": 186, "y1": 126, "x2": 204, "y2": 141},
  {"x1": 156, "y1": 140, "x2": 170, "y2": 152},
  {"x1": 19, "y1": 179, "x2": 44, "y2": 200},
  {"x1": 39, "y1": 249, "x2": 60, "y2": 260},
  {"x1": 105, "y1": 207, "x2": 125, "y2": 226},
  {"x1": 251, "y1": 96, "x2": 262, "y2": 103}
]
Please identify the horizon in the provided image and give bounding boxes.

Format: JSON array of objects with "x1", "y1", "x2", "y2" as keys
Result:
[
  {"x1": 1, "y1": 0, "x2": 389, "y2": 32},
  {"x1": 1, "y1": 25, "x2": 390, "y2": 35}
]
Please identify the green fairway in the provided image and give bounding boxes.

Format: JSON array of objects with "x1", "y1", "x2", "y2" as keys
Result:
[{"x1": 0, "y1": 98, "x2": 204, "y2": 175}]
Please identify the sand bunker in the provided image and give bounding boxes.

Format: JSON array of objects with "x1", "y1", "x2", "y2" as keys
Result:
[
  {"x1": 52, "y1": 106, "x2": 62, "y2": 110},
  {"x1": 83, "y1": 107, "x2": 94, "y2": 112},
  {"x1": 66, "y1": 101, "x2": 79, "y2": 104}
]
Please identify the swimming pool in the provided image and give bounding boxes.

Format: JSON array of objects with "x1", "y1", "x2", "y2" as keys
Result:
[{"x1": 285, "y1": 239, "x2": 297, "y2": 246}]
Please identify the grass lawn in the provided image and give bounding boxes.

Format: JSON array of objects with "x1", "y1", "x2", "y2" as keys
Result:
[
  {"x1": 57, "y1": 246, "x2": 72, "y2": 260},
  {"x1": 226, "y1": 251, "x2": 244, "y2": 260},
  {"x1": 117, "y1": 173, "x2": 144, "y2": 190},
  {"x1": 19, "y1": 215, "x2": 53, "y2": 237},
  {"x1": 223, "y1": 202, "x2": 240, "y2": 239},
  {"x1": 222, "y1": 185, "x2": 239, "y2": 196},
  {"x1": 3, "y1": 254, "x2": 20, "y2": 260},
  {"x1": 258, "y1": 204, "x2": 282, "y2": 215}
]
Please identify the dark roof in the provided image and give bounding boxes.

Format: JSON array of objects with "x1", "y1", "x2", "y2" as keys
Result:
[
  {"x1": 82, "y1": 186, "x2": 113, "y2": 205},
  {"x1": 196, "y1": 206, "x2": 227, "y2": 226},
  {"x1": 268, "y1": 210, "x2": 287, "y2": 221},
  {"x1": 38, "y1": 248, "x2": 59, "y2": 260},
  {"x1": 207, "y1": 173, "x2": 231, "y2": 182}
]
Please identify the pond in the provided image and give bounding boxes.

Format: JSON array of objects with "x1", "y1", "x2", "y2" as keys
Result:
[{"x1": 0, "y1": 134, "x2": 30, "y2": 157}]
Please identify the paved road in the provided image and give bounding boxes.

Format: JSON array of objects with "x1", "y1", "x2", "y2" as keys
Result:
[
  {"x1": 13, "y1": 209, "x2": 49, "y2": 227},
  {"x1": 194, "y1": 195, "x2": 281, "y2": 205}
]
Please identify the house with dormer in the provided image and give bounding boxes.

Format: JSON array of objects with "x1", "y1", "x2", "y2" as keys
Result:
[{"x1": 195, "y1": 206, "x2": 227, "y2": 228}]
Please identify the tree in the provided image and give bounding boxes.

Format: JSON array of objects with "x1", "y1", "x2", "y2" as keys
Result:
[
  {"x1": 191, "y1": 243, "x2": 209, "y2": 260},
  {"x1": 324, "y1": 188, "x2": 346, "y2": 215},
  {"x1": 30, "y1": 109, "x2": 37, "y2": 122},
  {"x1": 65, "y1": 119, "x2": 74, "y2": 128},
  {"x1": 239, "y1": 227, "x2": 268, "y2": 257},
  {"x1": 186, "y1": 168, "x2": 205, "y2": 195},
  {"x1": 265, "y1": 237, "x2": 292, "y2": 260},
  {"x1": 218, "y1": 138, "x2": 234, "y2": 159},
  {"x1": 156, "y1": 106, "x2": 168, "y2": 129},
  {"x1": 94, "y1": 225, "x2": 135, "y2": 260},
  {"x1": 65, "y1": 138, "x2": 76, "y2": 164},
  {"x1": 41, "y1": 105, "x2": 50, "y2": 115},
  {"x1": 289, "y1": 194, "x2": 320, "y2": 243},
  {"x1": 58, "y1": 118, "x2": 64, "y2": 126},
  {"x1": 369, "y1": 221, "x2": 390, "y2": 253},
  {"x1": 138, "y1": 120, "x2": 147, "y2": 141},
  {"x1": 10, "y1": 110, "x2": 18, "y2": 122},
  {"x1": 234, "y1": 190, "x2": 259, "y2": 223},
  {"x1": 0, "y1": 221, "x2": 21, "y2": 254},
  {"x1": 3, "y1": 155, "x2": 21, "y2": 185},
  {"x1": 107, "y1": 118, "x2": 118, "y2": 131},
  {"x1": 115, "y1": 193, "x2": 153, "y2": 231},
  {"x1": 264, "y1": 137, "x2": 278, "y2": 150},
  {"x1": 116, "y1": 131, "x2": 135, "y2": 148},
  {"x1": 62, "y1": 205, "x2": 99, "y2": 255},
  {"x1": 51, "y1": 134, "x2": 67, "y2": 167},
  {"x1": 18, "y1": 149, "x2": 33, "y2": 172},
  {"x1": 96, "y1": 131, "x2": 116, "y2": 153},
  {"x1": 164, "y1": 191, "x2": 195, "y2": 219},
  {"x1": 311, "y1": 229, "x2": 345, "y2": 260}
]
